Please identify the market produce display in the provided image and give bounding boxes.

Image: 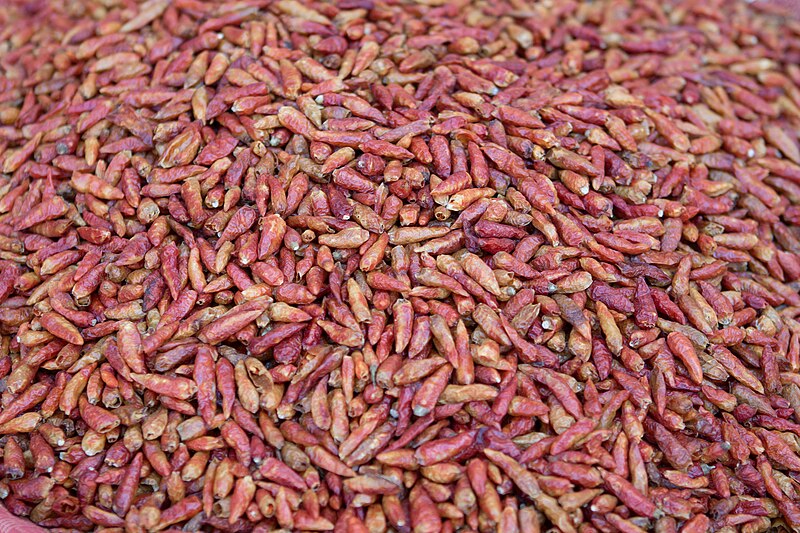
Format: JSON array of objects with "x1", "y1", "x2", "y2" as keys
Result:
[{"x1": 0, "y1": 0, "x2": 799, "y2": 531}]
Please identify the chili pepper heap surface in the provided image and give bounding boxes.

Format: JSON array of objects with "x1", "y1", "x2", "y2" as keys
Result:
[{"x1": 0, "y1": 0, "x2": 800, "y2": 531}]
